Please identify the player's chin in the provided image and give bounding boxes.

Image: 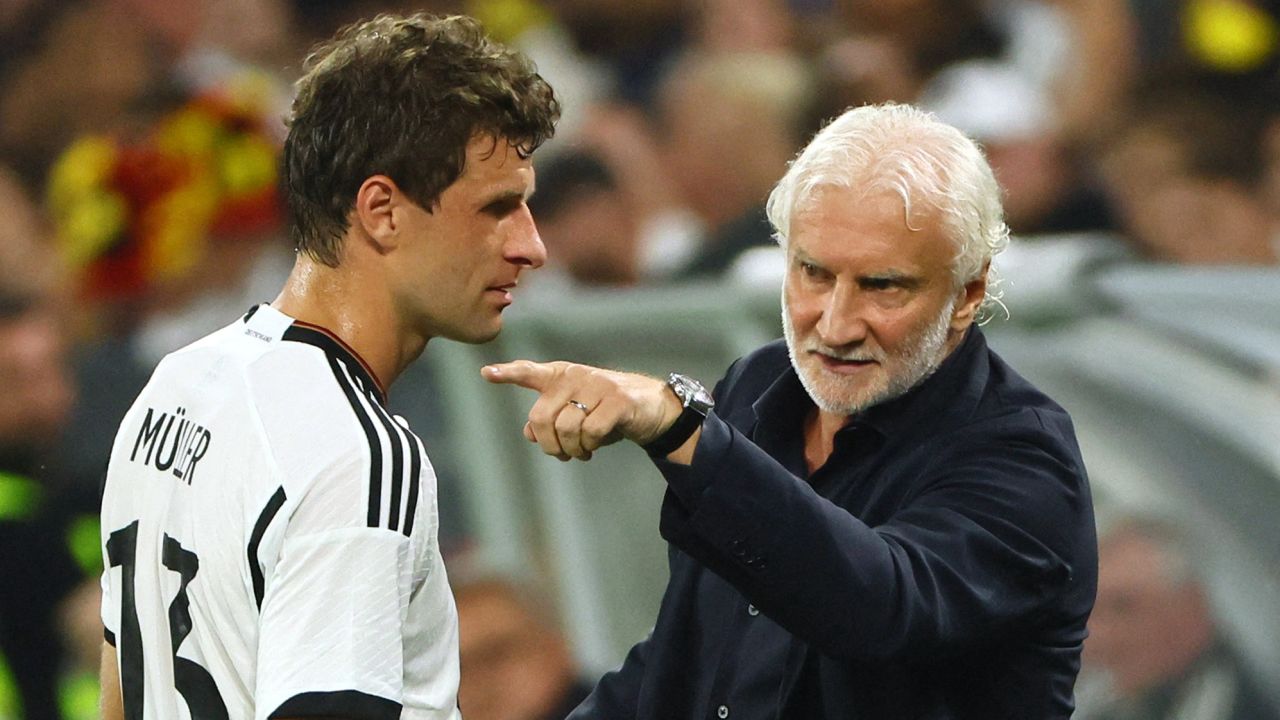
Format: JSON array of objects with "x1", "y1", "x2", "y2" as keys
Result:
[{"x1": 451, "y1": 316, "x2": 504, "y2": 345}]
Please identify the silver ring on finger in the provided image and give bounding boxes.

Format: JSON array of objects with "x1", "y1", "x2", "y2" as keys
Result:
[{"x1": 566, "y1": 400, "x2": 590, "y2": 413}]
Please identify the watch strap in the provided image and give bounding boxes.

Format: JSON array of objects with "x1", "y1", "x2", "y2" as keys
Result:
[{"x1": 643, "y1": 405, "x2": 706, "y2": 458}]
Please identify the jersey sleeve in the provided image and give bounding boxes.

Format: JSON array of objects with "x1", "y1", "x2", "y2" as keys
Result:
[
  {"x1": 100, "y1": 563, "x2": 118, "y2": 646},
  {"x1": 253, "y1": 448, "x2": 416, "y2": 720}
]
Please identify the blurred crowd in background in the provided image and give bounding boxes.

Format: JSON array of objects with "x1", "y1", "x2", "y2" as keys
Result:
[{"x1": 0, "y1": 0, "x2": 1278, "y2": 718}]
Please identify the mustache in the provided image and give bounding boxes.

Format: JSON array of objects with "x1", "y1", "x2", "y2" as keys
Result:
[{"x1": 804, "y1": 342, "x2": 882, "y2": 363}]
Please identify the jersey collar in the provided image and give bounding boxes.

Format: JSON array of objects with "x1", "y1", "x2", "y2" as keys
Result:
[{"x1": 246, "y1": 305, "x2": 389, "y2": 405}]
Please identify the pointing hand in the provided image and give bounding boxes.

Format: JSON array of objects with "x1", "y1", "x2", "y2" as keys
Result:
[{"x1": 481, "y1": 360, "x2": 681, "y2": 461}]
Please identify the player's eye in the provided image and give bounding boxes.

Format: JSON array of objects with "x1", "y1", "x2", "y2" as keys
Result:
[{"x1": 481, "y1": 196, "x2": 523, "y2": 218}]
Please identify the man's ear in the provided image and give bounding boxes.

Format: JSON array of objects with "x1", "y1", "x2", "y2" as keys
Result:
[
  {"x1": 950, "y1": 261, "x2": 990, "y2": 330},
  {"x1": 354, "y1": 175, "x2": 399, "y2": 254}
]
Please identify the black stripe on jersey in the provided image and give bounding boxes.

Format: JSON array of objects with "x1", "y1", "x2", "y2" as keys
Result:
[
  {"x1": 271, "y1": 690, "x2": 401, "y2": 720},
  {"x1": 104, "y1": 628, "x2": 116, "y2": 646},
  {"x1": 364, "y1": 393, "x2": 406, "y2": 532},
  {"x1": 280, "y1": 323, "x2": 416, "y2": 533},
  {"x1": 403, "y1": 429, "x2": 423, "y2": 536},
  {"x1": 248, "y1": 486, "x2": 287, "y2": 609},
  {"x1": 281, "y1": 324, "x2": 386, "y2": 406},
  {"x1": 242, "y1": 304, "x2": 261, "y2": 322},
  {"x1": 326, "y1": 356, "x2": 384, "y2": 528}
]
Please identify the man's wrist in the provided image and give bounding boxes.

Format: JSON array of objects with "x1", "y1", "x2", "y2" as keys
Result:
[{"x1": 643, "y1": 373, "x2": 714, "y2": 457}]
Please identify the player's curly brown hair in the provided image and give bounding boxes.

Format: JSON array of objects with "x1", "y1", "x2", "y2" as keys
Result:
[{"x1": 284, "y1": 14, "x2": 560, "y2": 266}]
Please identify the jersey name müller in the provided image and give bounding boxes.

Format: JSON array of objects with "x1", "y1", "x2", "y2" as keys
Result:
[{"x1": 100, "y1": 304, "x2": 461, "y2": 720}]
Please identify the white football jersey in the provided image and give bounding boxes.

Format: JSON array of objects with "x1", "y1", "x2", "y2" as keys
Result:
[{"x1": 100, "y1": 304, "x2": 462, "y2": 720}]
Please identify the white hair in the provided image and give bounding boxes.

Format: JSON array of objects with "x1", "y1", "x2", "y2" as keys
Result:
[{"x1": 766, "y1": 103, "x2": 1010, "y2": 309}]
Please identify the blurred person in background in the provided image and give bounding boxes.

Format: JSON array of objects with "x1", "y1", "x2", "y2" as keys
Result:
[
  {"x1": 1078, "y1": 517, "x2": 1280, "y2": 720},
  {"x1": 818, "y1": 0, "x2": 1006, "y2": 113},
  {"x1": 1095, "y1": 81, "x2": 1279, "y2": 264},
  {"x1": 527, "y1": 151, "x2": 644, "y2": 287},
  {"x1": 4, "y1": 0, "x2": 299, "y2": 494},
  {"x1": 559, "y1": 104, "x2": 703, "y2": 280},
  {"x1": 539, "y1": 0, "x2": 687, "y2": 106},
  {"x1": 694, "y1": 0, "x2": 799, "y2": 54},
  {"x1": 485, "y1": 103, "x2": 1097, "y2": 718},
  {"x1": 0, "y1": 0, "x2": 296, "y2": 189},
  {"x1": 454, "y1": 575, "x2": 591, "y2": 720},
  {"x1": 655, "y1": 50, "x2": 817, "y2": 279},
  {"x1": 0, "y1": 167, "x2": 102, "y2": 720},
  {"x1": 1053, "y1": 0, "x2": 1280, "y2": 145},
  {"x1": 42, "y1": 70, "x2": 295, "y2": 489},
  {"x1": 919, "y1": 59, "x2": 1116, "y2": 236},
  {"x1": 816, "y1": 0, "x2": 1125, "y2": 239}
]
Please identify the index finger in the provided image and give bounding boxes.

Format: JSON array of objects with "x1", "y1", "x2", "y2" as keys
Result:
[{"x1": 481, "y1": 360, "x2": 557, "y2": 391}]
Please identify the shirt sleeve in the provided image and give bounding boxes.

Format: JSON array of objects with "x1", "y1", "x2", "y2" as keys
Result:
[
  {"x1": 253, "y1": 448, "x2": 416, "y2": 720},
  {"x1": 100, "y1": 563, "x2": 118, "y2": 646},
  {"x1": 653, "y1": 409, "x2": 1092, "y2": 662}
]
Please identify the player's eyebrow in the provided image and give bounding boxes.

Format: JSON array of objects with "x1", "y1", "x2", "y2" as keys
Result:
[{"x1": 478, "y1": 189, "x2": 528, "y2": 216}]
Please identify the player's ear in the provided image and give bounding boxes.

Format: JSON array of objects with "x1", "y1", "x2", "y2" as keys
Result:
[
  {"x1": 950, "y1": 261, "x2": 989, "y2": 331},
  {"x1": 353, "y1": 175, "x2": 399, "y2": 254}
]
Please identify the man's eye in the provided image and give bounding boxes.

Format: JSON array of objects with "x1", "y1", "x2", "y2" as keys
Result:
[
  {"x1": 800, "y1": 262, "x2": 821, "y2": 277},
  {"x1": 482, "y1": 198, "x2": 522, "y2": 218}
]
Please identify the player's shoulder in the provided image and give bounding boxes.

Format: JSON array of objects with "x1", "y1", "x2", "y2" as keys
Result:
[
  {"x1": 240, "y1": 307, "x2": 409, "y2": 483},
  {"x1": 244, "y1": 308, "x2": 429, "y2": 535},
  {"x1": 148, "y1": 304, "x2": 298, "y2": 383}
]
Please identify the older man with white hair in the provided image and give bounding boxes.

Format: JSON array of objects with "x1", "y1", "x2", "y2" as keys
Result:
[{"x1": 486, "y1": 103, "x2": 1098, "y2": 719}]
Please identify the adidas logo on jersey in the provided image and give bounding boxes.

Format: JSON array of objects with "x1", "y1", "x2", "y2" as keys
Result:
[{"x1": 129, "y1": 406, "x2": 213, "y2": 484}]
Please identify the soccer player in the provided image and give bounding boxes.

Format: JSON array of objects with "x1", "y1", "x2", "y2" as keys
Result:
[{"x1": 98, "y1": 14, "x2": 558, "y2": 719}]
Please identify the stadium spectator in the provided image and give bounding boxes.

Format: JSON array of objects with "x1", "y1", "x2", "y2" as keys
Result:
[
  {"x1": 1054, "y1": 0, "x2": 1280, "y2": 146},
  {"x1": 540, "y1": 0, "x2": 687, "y2": 105},
  {"x1": 454, "y1": 575, "x2": 592, "y2": 720},
  {"x1": 817, "y1": 0, "x2": 1005, "y2": 114},
  {"x1": 1095, "y1": 82, "x2": 1279, "y2": 264},
  {"x1": 1079, "y1": 517, "x2": 1280, "y2": 720},
  {"x1": 42, "y1": 69, "x2": 294, "y2": 488},
  {"x1": 694, "y1": 0, "x2": 797, "y2": 54},
  {"x1": 0, "y1": 0, "x2": 295, "y2": 189},
  {"x1": 484, "y1": 103, "x2": 1097, "y2": 718},
  {"x1": 655, "y1": 50, "x2": 816, "y2": 279},
  {"x1": 96, "y1": 14, "x2": 558, "y2": 718},
  {"x1": 0, "y1": 167, "x2": 100, "y2": 720},
  {"x1": 527, "y1": 151, "x2": 644, "y2": 287},
  {"x1": 919, "y1": 59, "x2": 1116, "y2": 235}
]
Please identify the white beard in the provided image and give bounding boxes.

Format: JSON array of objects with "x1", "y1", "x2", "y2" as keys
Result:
[{"x1": 782, "y1": 286, "x2": 955, "y2": 416}]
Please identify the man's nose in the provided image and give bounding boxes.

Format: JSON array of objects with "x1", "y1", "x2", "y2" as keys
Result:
[
  {"x1": 815, "y1": 285, "x2": 867, "y2": 347},
  {"x1": 506, "y1": 205, "x2": 546, "y2": 269}
]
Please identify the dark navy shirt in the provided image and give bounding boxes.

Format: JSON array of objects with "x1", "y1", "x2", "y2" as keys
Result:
[{"x1": 569, "y1": 328, "x2": 1098, "y2": 720}]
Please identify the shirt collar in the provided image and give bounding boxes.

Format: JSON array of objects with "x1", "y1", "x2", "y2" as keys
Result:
[{"x1": 247, "y1": 304, "x2": 390, "y2": 406}]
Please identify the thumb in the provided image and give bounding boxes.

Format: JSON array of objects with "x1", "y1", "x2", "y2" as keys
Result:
[{"x1": 481, "y1": 360, "x2": 556, "y2": 391}]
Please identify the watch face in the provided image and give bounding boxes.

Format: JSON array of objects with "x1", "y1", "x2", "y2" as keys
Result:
[{"x1": 669, "y1": 373, "x2": 714, "y2": 412}]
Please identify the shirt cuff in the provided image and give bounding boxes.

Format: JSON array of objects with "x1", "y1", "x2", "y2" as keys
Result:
[{"x1": 653, "y1": 411, "x2": 733, "y2": 510}]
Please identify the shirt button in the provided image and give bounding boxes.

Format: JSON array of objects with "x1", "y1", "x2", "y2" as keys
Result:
[
  {"x1": 747, "y1": 604, "x2": 759, "y2": 616},
  {"x1": 717, "y1": 705, "x2": 730, "y2": 719}
]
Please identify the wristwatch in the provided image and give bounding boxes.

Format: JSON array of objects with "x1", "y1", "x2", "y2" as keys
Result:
[{"x1": 643, "y1": 373, "x2": 715, "y2": 457}]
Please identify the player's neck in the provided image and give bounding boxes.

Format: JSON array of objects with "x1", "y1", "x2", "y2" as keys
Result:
[{"x1": 272, "y1": 253, "x2": 422, "y2": 391}]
